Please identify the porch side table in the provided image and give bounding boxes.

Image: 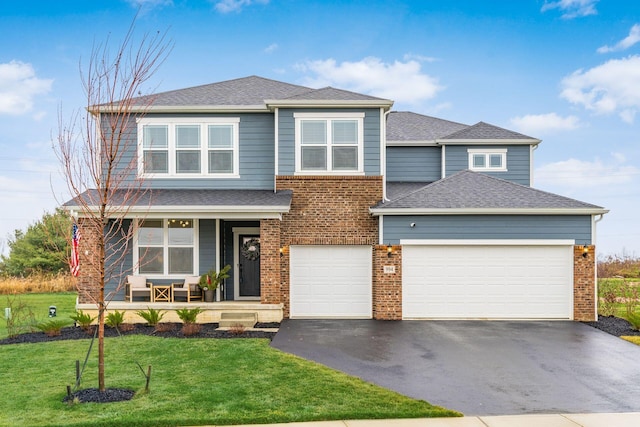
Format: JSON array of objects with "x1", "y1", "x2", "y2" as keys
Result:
[{"x1": 153, "y1": 285, "x2": 172, "y2": 302}]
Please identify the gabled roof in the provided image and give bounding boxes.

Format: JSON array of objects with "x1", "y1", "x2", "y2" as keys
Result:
[
  {"x1": 96, "y1": 75, "x2": 393, "y2": 113},
  {"x1": 372, "y1": 170, "x2": 607, "y2": 215},
  {"x1": 386, "y1": 112, "x2": 468, "y2": 143},
  {"x1": 64, "y1": 188, "x2": 292, "y2": 218},
  {"x1": 438, "y1": 121, "x2": 540, "y2": 145}
]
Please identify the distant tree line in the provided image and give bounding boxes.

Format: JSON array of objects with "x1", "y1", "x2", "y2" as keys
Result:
[{"x1": 0, "y1": 209, "x2": 70, "y2": 276}]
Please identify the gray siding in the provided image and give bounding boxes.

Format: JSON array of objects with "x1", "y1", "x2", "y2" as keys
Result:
[
  {"x1": 277, "y1": 108, "x2": 381, "y2": 175},
  {"x1": 386, "y1": 146, "x2": 441, "y2": 182},
  {"x1": 199, "y1": 219, "x2": 217, "y2": 273},
  {"x1": 104, "y1": 113, "x2": 276, "y2": 190},
  {"x1": 444, "y1": 145, "x2": 531, "y2": 185},
  {"x1": 383, "y1": 215, "x2": 592, "y2": 245}
]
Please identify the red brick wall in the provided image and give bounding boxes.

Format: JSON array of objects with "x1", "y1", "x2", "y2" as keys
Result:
[
  {"x1": 75, "y1": 218, "x2": 103, "y2": 304},
  {"x1": 260, "y1": 219, "x2": 281, "y2": 304},
  {"x1": 574, "y1": 245, "x2": 596, "y2": 321},
  {"x1": 372, "y1": 245, "x2": 402, "y2": 320},
  {"x1": 275, "y1": 175, "x2": 382, "y2": 316}
]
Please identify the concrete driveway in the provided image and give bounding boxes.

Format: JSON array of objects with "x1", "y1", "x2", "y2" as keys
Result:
[{"x1": 271, "y1": 319, "x2": 640, "y2": 416}]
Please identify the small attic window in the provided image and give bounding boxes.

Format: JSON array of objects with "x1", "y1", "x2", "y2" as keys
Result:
[{"x1": 468, "y1": 149, "x2": 507, "y2": 172}]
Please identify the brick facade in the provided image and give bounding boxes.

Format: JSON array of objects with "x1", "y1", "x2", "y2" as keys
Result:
[
  {"x1": 574, "y1": 245, "x2": 596, "y2": 321},
  {"x1": 259, "y1": 218, "x2": 281, "y2": 304},
  {"x1": 75, "y1": 218, "x2": 103, "y2": 304},
  {"x1": 372, "y1": 245, "x2": 402, "y2": 320},
  {"x1": 274, "y1": 175, "x2": 383, "y2": 317}
]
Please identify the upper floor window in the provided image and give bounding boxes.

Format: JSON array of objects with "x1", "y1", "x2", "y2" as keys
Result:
[
  {"x1": 468, "y1": 149, "x2": 507, "y2": 172},
  {"x1": 294, "y1": 112, "x2": 364, "y2": 174},
  {"x1": 138, "y1": 117, "x2": 240, "y2": 178}
]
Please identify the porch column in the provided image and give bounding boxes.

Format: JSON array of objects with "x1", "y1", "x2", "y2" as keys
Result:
[{"x1": 260, "y1": 219, "x2": 281, "y2": 304}]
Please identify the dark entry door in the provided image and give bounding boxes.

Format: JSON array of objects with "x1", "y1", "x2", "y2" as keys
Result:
[{"x1": 238, "y1": 235, "x2": 260, "y2": 297}]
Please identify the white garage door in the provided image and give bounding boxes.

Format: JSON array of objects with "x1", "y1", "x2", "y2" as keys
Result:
[
  {"x1": 290, "y1": 245, "x2": 372, "y2": 318},
  {"x1": 402, "y1": 240, "x2": 574, "y2": 319}
]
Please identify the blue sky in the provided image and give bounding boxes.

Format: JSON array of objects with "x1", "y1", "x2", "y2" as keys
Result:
[{"x1": 0, "y1": 0, "x2": 639, "y2": 257}]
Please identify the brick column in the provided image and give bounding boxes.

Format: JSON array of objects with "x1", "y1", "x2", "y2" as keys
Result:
[
  {"x1": 372, "y1": 245, "x2": 402, "y2": 320},
  {"x1": 574, "y1": 245, "x2": 596, "y2": 321},
  {"x1": 260, "y1": 219, "x2": 282, "y2": 304},
  {"x1": 75, "y1": 218, "x2": 102, "y2": 304}
]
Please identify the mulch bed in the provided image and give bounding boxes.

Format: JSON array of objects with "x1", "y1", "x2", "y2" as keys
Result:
[
  {"x1": 583, "y1": 315, "x2": 640, "y2": 337},
  {"x1": 0, "y1": 322, "x2": 279, "y2": 346}
]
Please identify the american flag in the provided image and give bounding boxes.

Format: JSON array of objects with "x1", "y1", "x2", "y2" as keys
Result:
[{"x1": 70, "y1": 223, "x2": 81, "y2": 277}]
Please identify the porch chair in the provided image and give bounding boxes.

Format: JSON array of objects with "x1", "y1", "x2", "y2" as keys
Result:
[
  {"x1": 172, "y1": 276, "x2": 202, "y2": 303},
  {"x1": 126, "y1": 275, "x2": 153, "y2": 302}
]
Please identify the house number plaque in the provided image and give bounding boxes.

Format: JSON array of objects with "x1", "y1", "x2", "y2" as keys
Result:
[{"x1": 383, "y1": 266, "x2": 396, "y2": 274}]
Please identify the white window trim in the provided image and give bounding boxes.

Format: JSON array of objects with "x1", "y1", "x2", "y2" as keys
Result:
[
  {"x1": 137, "y1": 117, "x2": 240, "y2": 178},
  {"x1": 467, "y1": 148, "x2": 507, "y2": 172},
  {"x1": 293, "y1": 112, "x2": 365, "y2": 175},
  {"x1": 133, "y1": 218, "x2": 200, "y2": 279}
]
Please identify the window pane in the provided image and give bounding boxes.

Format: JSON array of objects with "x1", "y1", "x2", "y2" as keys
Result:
[
  {"x1": 176, "y1": 151, "x2": 200, "y2": 173},
  {"x1": 489, "y1": 154, "x2": 503, "y2": 168},
  {"x1": 143, "y1": 151, "x2": 168, "y2": 173},
  {"x1": 138, "y1": 221, "x2": 163, "y2": 245},
  {"x1": 143, "y1": 125, "x2": 168, "y2": 148},
  {"x1": 168, "y1": 219, "x2": 194, "y2": 245},
  {"x1": 176, "y1": 125, "x2": 200, "y2": 148},
  {"x1": 139, "y1": 247, "x2": 163, "y2": 274},
  {"x1": 208, "y1": 151, "x2": 233, "y2": 173},
  {"x1": 473, "y1": 154, "x2": 485, "y2": 168},
  {"x1": 301, "y1": 146, "x2": 327, "y2": 170},
  {"x1": 301, "y1": 121, "x2": 326, "y2": 145},
  {"x1": 332, "y1": 120, "x2": 357, "y2": 144},
  {"x1": 208, "y1": 125, "x2": 233, "y2": 148},
  {"x1": 169, "y1": 247, "x2": 194, "y2": 274},
  {"x1": 332, "y1": 146, "x2": 358, "y2": 170}
]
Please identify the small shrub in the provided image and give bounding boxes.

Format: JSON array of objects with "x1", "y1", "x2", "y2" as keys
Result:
[
  {"x1": 70, "y1": 310, "x2": 95, "y2": 332},
  {"x1": 154, "y1": 323, "x2": 174, "y2": 333},
  {"x1": 229, "y1": 323, "x2": 246, "y2": 335},
  {"x1": 181, "y1": 323, "x2": 201, "y2": 336},
  {"x1": 175, "y1": 307, "x2": 203, "y2": 324},
  {"x1": 626, "y1": 312, "x2": 640, "y2": 331},
  {"x1": 36, "y1": 319, "x2": 71, "y2": 337},
  {"x1": 3, "y1": 295, "x2": 38, "y2": 338},
  {"x1": 136, "y1": 308, "x2": 165, "y2": 326},
  {"x1": 598, "y1": 279, "x2": 619, "y2": 317},
  {"x1": 105, "y1": 310, "x2": 125, "y2": 328}
]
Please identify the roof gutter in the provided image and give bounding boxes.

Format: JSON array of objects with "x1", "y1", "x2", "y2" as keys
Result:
[{"x1": 369, "y1": 207, "x2": 610, "y2": 216}]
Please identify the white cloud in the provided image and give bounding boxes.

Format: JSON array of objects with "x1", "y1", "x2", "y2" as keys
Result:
[
  {"x1": 598, "y1": 24, "x2": 640, "y2": 53},
  {"x1": 213, "y1": 0, "x2": 269, "y2": 13},
  {"x1": 403, "y1": 53, "x2": 439, "y2": 63},
  {"x1": 560, "y1": 55, "x2": 640, "y2": 123},
  {"x1": 536, "y1": 156, "x2": 639, "y2": 189},
  {"x1": 0, "y1": 61, "x2": 53, "y2": 115},
  {"x1": 297, "y1": 57, "x2": 443, "y2": 104},
  {"x1": 510, "y1": 113, "x2": 581, "y2": 135},
  {"x1": 541, "y1": 0, "x2": 598, "y2": 19},
  {"x1": 264, "y1": 43, "x2": 278, "y2": 54}
]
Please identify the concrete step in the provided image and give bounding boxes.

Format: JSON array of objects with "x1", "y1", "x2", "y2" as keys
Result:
[{"x1": 219, "y1": 312, "x2": 258, "y2": 328}]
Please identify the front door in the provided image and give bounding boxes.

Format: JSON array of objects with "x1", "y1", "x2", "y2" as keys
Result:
[{"x1": 237, "y1": 234, "x2": 260, "y2": 299}]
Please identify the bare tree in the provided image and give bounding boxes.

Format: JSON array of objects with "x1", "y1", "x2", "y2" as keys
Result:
[{"x1": 55, "y1": 22, "x2": 170, "y2": 392}]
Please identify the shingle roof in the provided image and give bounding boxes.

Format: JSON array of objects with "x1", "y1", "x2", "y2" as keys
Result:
[
  {"x1": 64, "y1": 188, "x2": 292, "y2": 210},
  {"x1": 386, "y1": 182, "x2": 432, "y2": 200},
  {"x1": 387, "y1": 112, "x2": 468, "y2": 141},
  {"x1": 131, "y1": 76, "x2": 313, "y2": 107},
  {"x1": 440, "y1": 121, "x2": 537, "y2": 141},
  {"x1": 373, "y1": 170, "x2": 605, "y2": 212},
  {"x1": 283, "y1": 86, "x2": 389, "y2": 101}
]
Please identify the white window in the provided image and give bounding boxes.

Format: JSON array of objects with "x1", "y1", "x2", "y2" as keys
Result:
[
  {"x1": 138, "y1": 118, "x2": 240, "y2": 177},
  {"x1": 468, "y1": 149, "x2": 507, "y2": 171},
  {"x1": 136, "y1": 219, "x2": 198, "y2": 277},
  {"x1": 294, "y1": 112, "x2": 364, "y2": 174}
]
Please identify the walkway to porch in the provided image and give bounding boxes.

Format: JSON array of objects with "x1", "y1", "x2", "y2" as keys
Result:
[{"x1": 76, "y1": 301, "x2": 284, "y2": 324}]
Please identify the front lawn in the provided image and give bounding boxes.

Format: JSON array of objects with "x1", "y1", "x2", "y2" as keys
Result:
[
  {"x1": 0, "y1": 336, "x2": 459, "y2": 426},
  {"x1": 622, "y1": 336, "x2": 640, "y2": 346}
]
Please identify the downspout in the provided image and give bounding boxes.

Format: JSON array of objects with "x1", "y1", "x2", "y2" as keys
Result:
[
  {"x1": 274, "y1": 107, "x2": 279, "y2": 193},
  {"x1": 381, "y1": 108, "x2": 391, "y2": 202}
]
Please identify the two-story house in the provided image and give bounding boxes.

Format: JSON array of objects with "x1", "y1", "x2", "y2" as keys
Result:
[{"x1": 67, "y1": 76, "x2": 607, "y2": 322}]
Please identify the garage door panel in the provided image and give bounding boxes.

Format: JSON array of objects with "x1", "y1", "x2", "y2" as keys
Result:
[
  {"x1": 290, "y1": 245, "x2": 372, "y2": 318},
  {"x1": 402, "y1": 244, "x2": 573, "y2": 319}
]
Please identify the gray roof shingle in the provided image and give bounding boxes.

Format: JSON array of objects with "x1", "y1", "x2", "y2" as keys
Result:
[
  {"x1": 64, "y1": 188, "x2": 292, "y2": 209},
  {"x1": 283, "y1": 86, "x2": 390, "y2": 101},
  {"x1": 387, "y1": 112, "x2": 469, "y2": 141},
  {"x1": 374, "y1": 170, "x2": 605, "y2": 211},
  {"x1": 440, "y1": 121, "x2": 538, "y2": 141}
]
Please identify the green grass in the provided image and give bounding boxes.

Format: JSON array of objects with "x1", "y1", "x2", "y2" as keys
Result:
[
  {"x1": 0, "y1": 293, "x2": 77, "y2": 339},
  {"x1": 622, "y1": 336, "x2": 640, "y2": 346},
  {"x1": 0, "y1": 337, "x2": 459, "y2": 426}
]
